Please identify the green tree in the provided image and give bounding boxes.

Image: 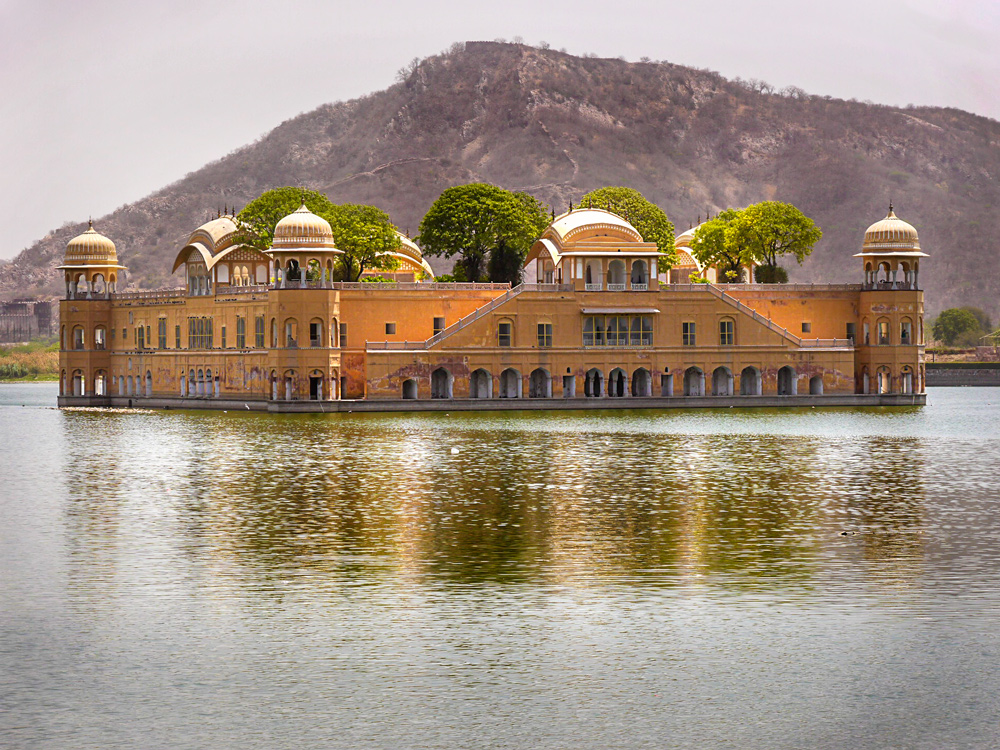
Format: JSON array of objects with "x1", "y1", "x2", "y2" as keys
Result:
[
  {"x1": 234, "y1": 187, "x2": 336, "y2": 252},
  {"x1": 728, "y1": 201, "x2": 822, "y2": 282},
  {"x1": 932, "y1": 308, "x2": 982, "y2": 346},
  {"x1": 328, "y1": 204, "x2": 401, "y2": 282},
  {"x1": 579, "y1": 186, "x2": 677, "y2": 271},
  {"x1": 417, "y1": 184, "x2": 548, "y2": 283},
  {"x1": 960, "y1": 307, "x2": 992, "y2": 333},
  {"x1": 689, "y1": 209, "x2": 747, "y2": 283}
]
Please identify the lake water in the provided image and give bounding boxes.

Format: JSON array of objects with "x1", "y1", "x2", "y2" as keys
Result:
[{"x1": 2, "y1": 383, "x2": 1000, "y2": 749}]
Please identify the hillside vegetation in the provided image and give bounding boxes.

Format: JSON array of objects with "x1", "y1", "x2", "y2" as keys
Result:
[{"x1": 3, "y1": 41, "x2": 999, "y2": 315}]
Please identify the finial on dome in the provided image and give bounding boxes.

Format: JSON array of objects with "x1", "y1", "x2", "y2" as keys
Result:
[
  {"x1": 88, "y1": 217, "x2": 93, "y2": 229},
  {"x1": 569, "y1": 200, "x2": 573, "y2": 212}
]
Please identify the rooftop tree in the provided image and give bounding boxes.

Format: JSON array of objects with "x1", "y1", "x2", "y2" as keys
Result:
[
  {"x1": 234, "y1": 187, "x2": 336, "y2": 253},
  {"x1": 688, "y1": 208, "x2": 747, "y2": 283},
  {"x1": 728, "y1": 201, "x2": 822, "y2": 283},
  {"x1": 328, "y1": 204, "x2": 401, "y2": 282},
  {"x1": 578, "y1": 186, "x2": 676, "y2": 271}
]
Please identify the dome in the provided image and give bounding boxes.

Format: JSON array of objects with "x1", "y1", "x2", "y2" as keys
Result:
[
  {"x1": 549, "y1": 208, "x2": 643, "y2": 243},
  {"x1": 863, "y1": 206, "x2": 920, "y2": 251},
  {"x1": 63, "y1": 221, "x2": 118, "y2": 266},
  {"x1": 272, "y1": 204, "x2": 336, "y2": 250}
]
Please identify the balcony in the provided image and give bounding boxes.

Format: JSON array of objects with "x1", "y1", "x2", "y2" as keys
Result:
[
  {"x1": 631, "y1": 283, "x2": 648, "y2": 291},
  {"x1": 585, "y1": 283, "x2": 603, "y2": 291},
  {"x1": 607, "y1": 283, "x2": 626, "y2": 292}
]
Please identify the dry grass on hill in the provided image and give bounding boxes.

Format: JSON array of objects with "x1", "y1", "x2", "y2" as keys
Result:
[{"x1": 0, "y1": 340, "x2": 59, "y2": 380}]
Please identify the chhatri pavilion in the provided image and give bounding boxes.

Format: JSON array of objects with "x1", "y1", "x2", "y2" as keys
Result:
[{"x1": 58, "y1": 201, "x2": 926, "y2": 410}]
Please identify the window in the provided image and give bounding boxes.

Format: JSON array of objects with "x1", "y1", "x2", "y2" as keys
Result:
[
  {"x1": 901, "y1": 319, "x2": 912, "y2": 345},
  {"x1": 433, "y1": 317, "x2": 445, "y2": 335},
  {"x1": 236, "y1": 317, "x2": 246, "y2": 349},
  {"x1": 339, "y1": 323, "x2": 347, "y2": 348},
  {"x1": 94, "y1": 327, "x2": 106, "y2": 350},
  {"x1": 498, "y1": 321, "x2": 512, "y2": 347},
  {"x1": 863, "y1": 319, "x2": 870, "y2": 345},
  {"x1": 385, "y1": 322, "x2": 396, "y2": 335},
  {"x1": 187, "y1": 317, "x2": 214, "y2": 348},
  {"x1": 537, "y1": 322, "x2": 552, "y2": 347},
  {"x1": 582, "y1": 316, "x2": 652, "y2": 347},
  {"x1": 122, "y1": 328, "x2": 127, "y2": 341},
  {"x1": 221, "y1": 325, "x2": 227, "y2": 349},
  {"x1": 801, "y1": 322, "x2": 812, "y2": 334},
  {"x1": 73, "y1": 326, "x2": 85, "y2": 350},
  {"x1": 310, "y1": 322, "x2": 322, "y2": 347},
  {"x1": 720, "y1": 319, "x2": 734, "y2": 346},
  {"x1": 146, "y1": 325, "x2": 151, "y2": 347},
  {"x1": 175, "y1": 325, "x2": 181, "y2": 349},
  {"x1": 878, "y1": 319, "x2": 891, "y2": 346},
  {"x1": 682, "y1": 321, "x2": 696, "y2": 346},
  {"x1": 846, "y1": 322, "x2": 856, "y2": 343},
  {"x1": 158, "y1": 319, "x2": 167, "y2": 349},
  {"x1": 255, "y1": 316, "x2": 265, "y2": 348}
]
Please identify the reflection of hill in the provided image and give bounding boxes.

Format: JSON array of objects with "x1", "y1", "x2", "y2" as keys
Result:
[{"x1": 59, "y1": 411, "x2": 927, "y2": 592}]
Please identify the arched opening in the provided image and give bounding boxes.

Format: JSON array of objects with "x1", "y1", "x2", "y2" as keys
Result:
[
  {"x1": 900, "y1": 317, "x2": 913, "y2": 346},
  {"x1": 877, "y1": 367, "x2": 892, "y2": 394},
  {"x1": 608, "y1": 367, "x2": 627, "y2": 397},
  {"x1": 470, "y1": 368, "x2": 492, "y2": 399},
  {"x1": 284, "y1": 370, "x2": 296, "y2": 401},
  {"x1": 72, "y1": 370, "x2": 84, "y2": 396},
  {"x1": 94, "y1": 326, "x2": 106, "y2": 350},
  {"x1": 607, "y1": 259, "x2": 626, "y2": 289},
  {"x1": 431, "y1": 368, "x2": 453, "y2": 399},
  {"x1": 72, "y1": 325, "x2": 85, "y2": 350},
  {"x1": 126, "y1": 375, "x2": 134, "y2": 396},
  {"x1": 630, "y1": 260, "x2": 648, "y2": 289},
  {"x1": 809, "y1": 375, "x2": 824, "y2": 395},
  {"x1": 309, "y1": 369, "x2": 324, "y2": 400},
  {"x1": 309, "y1": 318, "x2": 324, "y2": 348},
  {"x1": 60, "y1": 370, "x2": 67, "y2": 396},
  {"x1": 92, "y1": 274, "x2": 106, "y2": 297},
  {"x1": 284, "y1": 318, "x2": 298, "y2": 348},
  {"x1": 331, "y1": 317, "x2": 339, "y2": 347},
  {"x1": 865, "y1": 261, "x2": 874, "y2": 287},
  {"x1": 270, "y1": 318, "x2": 278, "y2": 348},
  {"x1": 683, "y1": 367, "x2": 704, "y2": 396},
  {"x1": 584, "y1": 368, "x2": 603, "y2": 397},
  {"x1": 631, "y1": 367, "x2": 652, "y2": 397},
  {"x1": 877, "y1": 317, "x2": 891, "y2": 346},
  {"x1": 189, "y1": 369, "x2": 197, "y2": 396},
  {"x1": 197, "y1": 369, "x2": 205, "y2": 396},
  {"x1": 180, "y1": 372, "x2": 186, "y2": 396},
  {"x1": 499, "y1": 368, "x2": 521, "y2": 398},
  {"x1": 145, "y1": 370, "x2": 152, "y2": 397},
  {"x1": 740, "y1": 367, "x2": 761, "y2": 395},
  {"x1": 712, "y1": 366, "x2": 733, "y2": 396},
  {"x1": 285, "y1": 259, "x2": 301, "y2": 283},
  {"x1": 307, "y1": 259, "x2": 321, "y2": 285},
  {"x1": 586, "y1": 261, "x2": 601, "y2": 289},
  {"x1": 270, "y1": 371, "x2": 278, "y2": 400},
  {"x1": 61, "y1": 325, "x2": 67, "y2": 350},
  {"x1": 901, "y1": 366, "x2": 913, "y2": 394},
  {"x1": 402, "y1": 378, "x2": 418, "y2": 399},
  {"x1": 94, "y1": 370, "x2": 107, "y2": 396},
  {"x1": 877, "y1": 261, "x2": 891, "y2": 286},
  {"x1": 660, "y1": 370, "x2": 674, "y2": 397},
  {"x1": 529, "y1": 368, "x2": 552, "y2": 398},
  {"x1": 777, "y1": 366, "x2": 797, "y2": 395}
]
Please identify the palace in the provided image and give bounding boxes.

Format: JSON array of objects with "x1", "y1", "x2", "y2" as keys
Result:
[{"x1": 58, "y1": 202, "x2": 926, "y2": 411}]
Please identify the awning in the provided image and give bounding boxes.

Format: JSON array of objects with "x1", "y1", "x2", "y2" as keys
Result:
[{"x1": 582, "y1": 308, "x2": 660, "y2": 314}]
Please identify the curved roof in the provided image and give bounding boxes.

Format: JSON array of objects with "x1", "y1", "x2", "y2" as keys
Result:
[
  {"x1": 272, "y1": 204, "x2": 336, "y2": 250},
  {"x1": 674, "y1": 222, "x2": 705, "y2": 249},
  {"x1": 548, "y1": 208, "x2": 643, "y2": 243},
  {"x1": 862, "y1": 206, "x2": 921, "y2": 252},
  {"x1": 391, "y1": 233, "x2": 435, "y2": 278},
  {"x1": 60, "y1": 222, "x2": 121, "y2": 268}
]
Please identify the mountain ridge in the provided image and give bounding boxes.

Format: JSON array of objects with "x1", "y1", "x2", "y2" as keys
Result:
[{"x1": 4, "y1": 40, "x2": 999, "y2": 316}]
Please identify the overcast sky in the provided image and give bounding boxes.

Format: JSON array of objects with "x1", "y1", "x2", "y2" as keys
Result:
[{"x1": 1, "y1": 0, "x2": 998, "y2": 260}]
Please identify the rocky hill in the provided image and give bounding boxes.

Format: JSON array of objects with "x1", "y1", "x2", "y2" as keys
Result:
[{"x1": 4, "y1": 41, "x2": 1000, "y2": 316}]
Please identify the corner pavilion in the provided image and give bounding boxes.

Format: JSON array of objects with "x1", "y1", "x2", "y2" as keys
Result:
[{"x1": 58, "y1": 203, "x2": 926, "y2": 410}]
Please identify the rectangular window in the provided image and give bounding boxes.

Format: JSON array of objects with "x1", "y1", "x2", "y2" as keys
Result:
[
  {"x1": 146, "y1": 325, "x2": 151, "y2": 347},
  {"x1": 95, "y1": 328, "x2": 106, "y2": 350},
  {"x1": 236, "y1": 317, "x2": 246, "y2": 349},
  {"x1": 122, "y1": 328, "x2": 127, "y2": 341},
  {"x1": 433, "y1": 317, "x2": 445, "y2": 336},
  {"x1": 158, "y1": 319, "x2": 167, "y2": 349},
  {"x1": 187, "y1": 317, "x2": 213, "y2": 348},
  {"x1": 385, "y1": 322, "x2": 396, "y2": 335},
  {"x1": 137, "y1": 326, "x2": 145, "y2": 349},
  {"x1": 846, "y1": 322, "x2": 856, "y2": 343},
  {"x1": 339, "y1": 323, "x2": 347, "y2": 348},
  {"x1": 175, "y1": 324, "x2": 181, "y2": 349},
  {"x1": 801, "y1": 322, "x2": 812, "y2": 334},
  {"x1": 254, "y1": 316, "x2": 265, "y2": 348},
  {"x1": 497, "y1": 321, "x2": 512, "y2": 347},
  {"x1": 607, "y1": 316, "x2": 628, "y2": 347},
  {"x1": 582, "y1": 316, "x2": 651, "y2": 347},
  {"x1": 537, "y1": 322, "x2": 552, "y2": 347},
  {"x1": 719, "y1": 319, "x2": 734, "y2": 346},
  {"x1": 221, "y1": 325, "x2": 227, "y2": 349},
  {"x1": 583, "y1": 316, "x2": 603, "y2": 346},
  {"x1": 682, "y1": 321, "x2": 696, "y2": 346}
]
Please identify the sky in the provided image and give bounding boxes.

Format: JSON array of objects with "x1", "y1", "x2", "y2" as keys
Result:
[{"x1": 1, "y1": 0, "x2": 999, "y2": 260}]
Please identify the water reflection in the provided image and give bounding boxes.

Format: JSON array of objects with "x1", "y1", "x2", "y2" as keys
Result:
[{"x1": 59, "y1": 408, "x2": 928, "y2": 592}]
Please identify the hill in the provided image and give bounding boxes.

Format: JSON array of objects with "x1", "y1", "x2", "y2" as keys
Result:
[{"x1": 3, "y1": 41, "x2": 999, "y2": 316}]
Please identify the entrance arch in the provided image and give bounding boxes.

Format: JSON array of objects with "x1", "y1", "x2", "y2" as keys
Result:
[
  {"x1": 529, "y1": 368, "x2": 551, "y2": 398},
  {"x1": 608, "y1": 367, "x2": 627, "y2": 397},
  {"x1": 631, "y1": 367, "x2": 652, "y2": 397},
  {"x1": 431, "y1": 368, "x2": 453, "y2": 399},
  {"x1": 683, "y1": 367, "x2": 704, "y2": 396},
  {"x1": 584, "y1": 368, "x2": 603, "y2": 397},
  {"x1": 712, "y1": 366, "x2": 733, "y2": 396},
  {"x1": 402, "y1": 378, "x2": 418, "y2": 399},
  {"x1": 740, "y1": 366, "x2": 761, "y2": 395},
  {"x1": 469, "y1": 368, "x2": 492, "y2": 399},
  {"x1": 809, "y1": 375, "x2": 824, "y2": 395},
  {"x1": 499, "y1": 368, "x2": 522, "y2": 398},
  {"x1": 777, "y1": 366, "x2": 797, "y2": 395}
]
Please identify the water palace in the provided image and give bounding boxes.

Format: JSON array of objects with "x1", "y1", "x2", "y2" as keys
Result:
[{"x1": 58, "y1": 202, "x2": 927, "y2": 411}]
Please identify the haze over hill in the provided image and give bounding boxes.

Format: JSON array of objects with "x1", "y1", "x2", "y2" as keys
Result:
[{"x1": 4, "y1": 41, "x2": 999, "y2": 316}]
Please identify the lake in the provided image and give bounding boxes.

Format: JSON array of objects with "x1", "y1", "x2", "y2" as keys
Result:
[{"x1": 2, "y1": 383, "x2": 1000, "y2": 749}]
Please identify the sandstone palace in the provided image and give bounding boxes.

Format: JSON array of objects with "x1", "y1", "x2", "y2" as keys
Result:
[{"x1": 58, "y1": 202, "x2": 926, "y2": 411}]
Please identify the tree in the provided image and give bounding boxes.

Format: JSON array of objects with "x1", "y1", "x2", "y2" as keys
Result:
[
  {"x1": 688, "y1": 209, "x2": 747, "y2": 282},
  {"x1": 932, "y1": 308, "x2": 982, "y2": 346},
  {"x1": 417, "y1": 184, "x2": 548, "y2": 283},
  {"x1": 234, "y1": 187, "x2": 336, "y2": 253},
  {"x1": 728, "y1": 201, "x2": 822, "y2": 281},
  {"x1": 327, "y1": 204, "x2": 400, "y2": 282},
  {"x1": 579, "y1": 186, "x2": 676, "y2": 271}
]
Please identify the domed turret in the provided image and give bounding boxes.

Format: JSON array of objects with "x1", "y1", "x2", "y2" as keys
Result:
[
  {"x1": 269, "y1": 204, "x2": 342, "y2": 288},
  {"x1": 862, "y1": 206, "x2": 920, "y2": 251},
  {"x1": 57, "y1": 221, "x2": 126, "y2": 298},
  {"x1": 272, "y1": 204, "x2": 336, "y2": 249},
  {"x1": 854, "y1": 205, "x2": 928, "y2": 290}
]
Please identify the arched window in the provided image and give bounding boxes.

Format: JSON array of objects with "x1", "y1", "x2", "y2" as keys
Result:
[
  {"x1": 402, "y1": 378, "x2": 418, "y2": 399},
  {"x1": 145, "y1": 370, "x2": 153, "y2": 397},
  {"x1": 630, "y1": 260, "x2": 648, "y2": 289},
  {"x1": 72, "y1": 326, "x2": 85, "y2": 350},
  {"x1": 900, "y1": 317, "x2": 913, "y2": 345},
  {"x1": 284, "y1": 318, "x2": 298, "y2": 348},
  {"x1": 94, "y1": 326, "x2": 106, "y2": 350},
  {"x1": 900, "y1": 366, "x2": 913, "y2": 394},
  {"x1": 877, "y1": 366, "x2": 892, "y2": 394},
  {"x1": 877, "y1": 318, "x2": 891, "y2": 346},
  {"x1": 309, "y1": 318, "x2": 324, "y2": 348},
  {"x1": 71, "y1": 370, "x2": 84, "y2": 396},
  {"x1": 607, "y1": 260, "x2": 626, "y2": 289}
]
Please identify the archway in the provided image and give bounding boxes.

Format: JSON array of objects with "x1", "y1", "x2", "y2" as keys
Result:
[
  {"x1": 877, "y1": 367, "x2": 892, "y2": 394},
  {"x1": 660, "y1": 370, "x2": 674, "y2": 397},
  {"x1": 777, "y1": 366, "x2": 797, "y2": 395},
  {"x1": 470, "y1": 368, "x2": 492, "y2": 399},
  {"x1": 901, "y1": 367, "x2": 913, "y2": 394},
  {"x1": 740, "y1": 366, "x2": 761, "y2": 395},
  {"x1": 683, "y1": 367, "x2": 704, "y2": 396},
  {"x1": 284, "y1": 370, "x2": 295, "y2": 401},
  {"x1": 72, "y1": 370, "x2": 84, "y2": 396},
  {"x1": 189, "y1": 369, "x2": 197, "y2": 396},
  {"x1": 499, "y1": 368, "x2": 521, "y2": 398},
  {"x1": 529, "y1": 368, "x2": 551, "y2": 398},
  {"x1": 309, "y1": 369, "x2": 324, "y2": 400},
  {"x1": 431, "y1": 368, "x2": 453, "y2": 399},
  {"x1": 607, "y1": 259, "x2": 626, "y2": 288},
  {"x1": 608, "y1": 367, "x2": 627, "y2": 397},
  {"x1": 145, "y1": 370, "x2": 152, "y2": 397},
  {"x1": 809, "y1": 375, "x2": 824, "y2": 395},
  {"x1": 584, "y1": 368, "x2": 603, "y2": 397},
  {"x1": 631, "y1": 367, "x2": 652, "y2": 397},
  {"x1": 712, "y1": 366, "x2": 733, "y2": 396},
  {"x1": 630, "y1": 260, "x2": 648, "y2": 289},
  {"x1": 94, "y1": 371, "x2": 107, "y2": 396},
  {"x1": 402, "y1": 378, "x2": 418, "y2": 399}
]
